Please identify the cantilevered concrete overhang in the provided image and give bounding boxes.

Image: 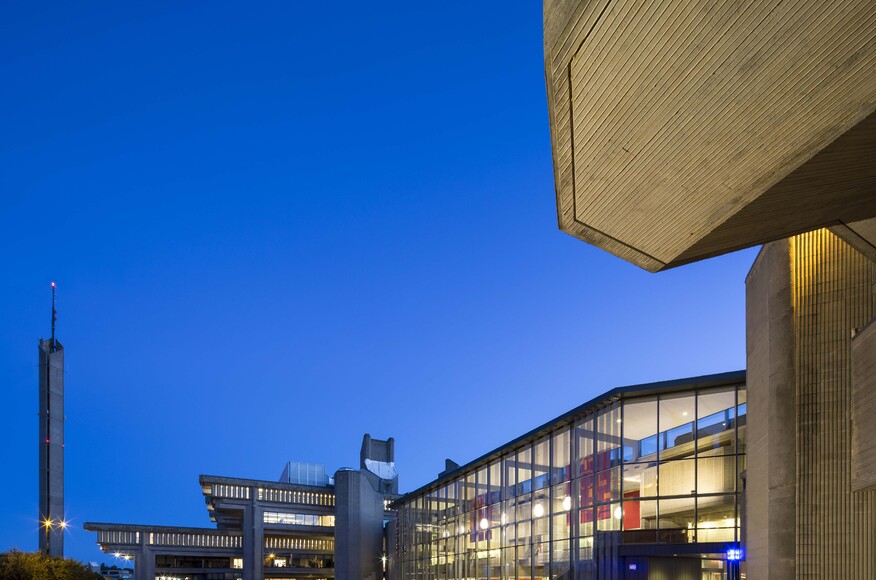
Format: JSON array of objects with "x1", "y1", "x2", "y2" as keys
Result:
[{"x1": 545, "y1": 0, "x2": 876, "y2": 271}]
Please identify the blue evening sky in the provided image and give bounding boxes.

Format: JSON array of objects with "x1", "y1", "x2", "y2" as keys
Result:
[{"x1": 0, "y1": 1, "x2": 756, "y2": 564}]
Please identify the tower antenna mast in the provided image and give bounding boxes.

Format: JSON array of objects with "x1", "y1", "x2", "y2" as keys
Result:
[{"x1": 50, "y1": 282, "x2": 57, "y2": 352}]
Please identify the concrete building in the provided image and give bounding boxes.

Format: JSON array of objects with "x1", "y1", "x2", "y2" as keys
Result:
[
  {"x1": 389, "y1": 372, "x2": 747, "y2": 580},
  {"x1": 335, "y1": 435, "x2": 398, "y2": 580},
  {"x1": 543, "y1": 1, "x2": 876, "y2": 577},
  {"x1": 85, "y1": 434, "x2": 398, "y2": 580},
  {"x1": 39, "y1": 282, "x2": 64, "y2": 557}
]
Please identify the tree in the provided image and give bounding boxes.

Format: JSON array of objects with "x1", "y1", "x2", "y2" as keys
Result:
[{"x1": 0, "y1": 550, "x2": 103, "y2": 580}]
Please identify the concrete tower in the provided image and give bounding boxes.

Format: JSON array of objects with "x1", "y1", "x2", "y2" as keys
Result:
[
  {"x1": 746, "y1": 231, "x2": 876, "y2": 579},
  {"x1": 38, "y1": 282, "x2": 64, "y2": 556},
  {"x1": 334, "y1": 434, "x2": 398, "y2": 580}
]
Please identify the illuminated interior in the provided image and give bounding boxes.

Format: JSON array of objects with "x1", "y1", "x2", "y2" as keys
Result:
[{"x1": 393, "y1": 380, "x2": 746, "y2": 579}]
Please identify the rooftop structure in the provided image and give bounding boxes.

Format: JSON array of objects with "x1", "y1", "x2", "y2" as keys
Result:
[{"x1": 279, "y1": 462, "x2": 332, "y2": 487}]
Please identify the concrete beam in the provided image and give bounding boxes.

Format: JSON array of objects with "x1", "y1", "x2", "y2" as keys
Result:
[{"x1": 545, "y1": 0, "x2": 876, "y2": 271}]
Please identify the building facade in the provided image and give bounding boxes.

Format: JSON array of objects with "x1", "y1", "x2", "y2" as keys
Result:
[
  {"x1": 389, "y1": 372, "x2": 746, "y2": 580},
  {"x1": 746, "y1": 231, "x2": 876, "y2": 578},
  {"x1": 86, "y1": 434, "x2": 397, "y2": 580},
  {"x1": 542, "y1": 1, "x2": 876, "y2": 577}
]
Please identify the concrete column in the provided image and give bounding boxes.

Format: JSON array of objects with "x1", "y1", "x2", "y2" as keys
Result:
[
  {"x1": 790, "y1": 231, "x2": 876, "y2": 578},
  {"x1": 138, "y1": 547, "x2": 154, "y2": 580},
  {"x1": 386, "y1": 516, "x2": 398, "y2": 580},
  {"x1": 335, "y1": 469, "x2": 385, "y2": 580},
  {"x1": 745, "y1": 239, "x2": 796, "y2": 579},
  {"x1": 746, "y1": 231, "x2": 876, "y2": 579},
  {"x1": 852, "y1": 320, "x2": 876, "y2": 492},
  {"x1": 242, "y1": 498, "x2": 264, "y2": 580}
]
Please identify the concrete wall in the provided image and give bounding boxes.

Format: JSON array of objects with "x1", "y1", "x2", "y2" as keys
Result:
[
  {"x1": 852, "y1": 320, "x2": 876, "y2": 492},
  {"x1": 746, "y1": 230, "x2": 876, "y2": 579},
  {"x1": 334, "y1": 469, "x2": 386, "y2": 580},
  {"x1": 745, "y1": 240, "x2": 796, "y2": 580}
]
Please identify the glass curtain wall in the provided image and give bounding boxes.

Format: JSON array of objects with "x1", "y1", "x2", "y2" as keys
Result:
[{"x1": 395, "y1": 384, "x2": 746, "y2": 580}]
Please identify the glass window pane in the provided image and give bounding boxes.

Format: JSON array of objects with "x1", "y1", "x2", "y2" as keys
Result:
[
  {"x1": 738, "y1": 454, "x2": 747, "y2": 492},
  {"x1": 623, "y1": 397, "x2": 657, "y2": 462},
  {"x1": 506, "y1": 546, "x2": 522, "y2": 579},
  {"x1": 533, "y1": 488, "x2": 549, "y2": 522},
  {"x1": 503, "y1": 454, "x2": 516, "y2": 501},
  {"x1": 552, "y1": 427, "x2": 571, "y2": 482},
  {"x1": 595, "y1": 466, "x2": 622, "y2": 504},
  {"x1": 577, "y1": 475, "x2": 594, "y2": 508},
  {"x1": 448, "y1": 481, "x2": 459, "y2": 516},
  {"x1": 736, "y1": 393, "x2": 748, "y2": 454},
  {"x1": 623, "y1": 462, "x2": 657, "y2": 498},
  {"x1": 533, "y1": 437, "x2": 550, "y2": 490},
  {"x1": 697, "y1": 388, "x2": 737, "y2": 455},
  {"x1": 577, "y1": 508, "x2": 594, "y2": 538},
  {"x1": 597, "y1": 502, "x2": 622, "y2": 531},
  {"x1": 464, "y1": 473, "x2": 476, "y2": 507},
  {"x1": 488, "y1": 460, "x2": 502, "y2": 505},
  {"x1": 697, "y1": 456, "x2": 736, "y2": 494},
  {"x1": 551, "y1": 482, "x2": 573, "y2": 515},
  {"x1": 597, "y1": 404, "x2": 622, "y2": 470},
  {"x1": 640, "y1": 434, "x2": 658, "y2": 459},
  {"x1": 698, "y1": 388, "x2": 736, "y2": 420},
  {"x1": 517, "y1": 517, "x2": 531, "y2": 543},
  {"x1": 516, "y1": 543, "x2": 533, "y2": 580},
  {"x1": 534, "y1": 472, "x2": 549, "y2": 515},
  {"x1": 657, "y1": 459, "x2": 696, "y2": 496},
  {"x1": 552, "y1": 512, "x2": 571, "y2": 540},
  {"x1": 501, "y1": 503, "x2": 515, "y2": 548},
  {"x1": 660, "y1": 393, "x2": 695, "y2": 431},
  {"x1": 574, "y1": 418, "x2": 595, "y2": 477},
  {"x1": 697, "y1": 494, "x2": 737, "y2": 543},
  {"x1": 488, "y1": 548, "x2": 502, "y2": 578},
  {"x1": 533, "y1": 542, "x2": 549, "y2": 576},
  {"x1": 657, "y1": 497, "x2": 695, "y2": 543},
  {"x1": 659, "y1": 393, "x2": 695, "y2": 459},
  {"x1": 622, "y1": 499, "x2": 658, "y2": 543},
  {"x1": 661, "y1": 422, "x2": 695, "y2": 458},
  {"x1": 477, "y1": 466, "x2": 488, "y2": 501},
  {"x1": 533, "y1": 511, "x2": 549, "y2": 543},
  {"x1": 578, "y1": 535, "x2": 594, "y2": 562},
  {"x1": 499, "y1": 547, "x2": 514, "y2": 580},
  {"x1": 517, "y1": 446, "x2": 532, "y2": 497},
  {"x1": 551, "y1": 539, "x2": 571, "y2": 577}
]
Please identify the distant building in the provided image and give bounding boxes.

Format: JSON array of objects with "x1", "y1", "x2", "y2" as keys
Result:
[
  {"x1": 85, "y1": 434, "x2": 397, "y2": 580},
  {"x1": 101, "y1": 568, "x2": 133, "y2": 580},
  {"x1": 88, "y1": 563, "x2": 134, "y2": 580}
]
